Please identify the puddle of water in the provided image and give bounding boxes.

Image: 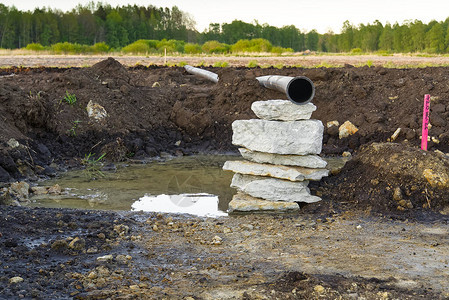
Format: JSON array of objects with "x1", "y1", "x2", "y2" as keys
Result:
[
  {"x1": 29, "y1": 154, "x2": 349, "y2": 217},
  {"x1": 29, "y1": 155, "x2": 238, "y2": 216}
]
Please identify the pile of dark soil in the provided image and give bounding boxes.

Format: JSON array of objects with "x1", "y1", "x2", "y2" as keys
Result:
[
  {"x1": 1, "y1": 58, "x2": 449, "y2": 215},
  {"x1": 308, "y1": 142, "x2": 449, "y2": 217}
]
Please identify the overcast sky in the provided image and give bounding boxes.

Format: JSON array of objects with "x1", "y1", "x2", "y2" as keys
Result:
[{"x1": 2, "y1": 0, "x2": 449, "y2": 34}]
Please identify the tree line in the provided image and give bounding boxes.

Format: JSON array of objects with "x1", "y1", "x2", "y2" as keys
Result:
[{"x1": 1, "y1": 2, "x2": 449, "y2": 54}]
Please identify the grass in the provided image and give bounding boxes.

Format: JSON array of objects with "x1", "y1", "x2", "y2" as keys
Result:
[
  {"x1": 67, "y1": 120, "x2": 81, "y2": 137},
  {"x1": 62, "y1": 91, "x2": 77, "y2": 105},
  {"x1": 82, "y1": 153, "x2": 106, "y2": 180},
  {"x1": 247, "y1": 60, "x2": 259, "y2": 68}
]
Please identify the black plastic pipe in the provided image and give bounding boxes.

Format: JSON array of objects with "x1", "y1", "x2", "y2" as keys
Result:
[{"x1": 256, "y1": 75, "x2": 315, "y2": 105}]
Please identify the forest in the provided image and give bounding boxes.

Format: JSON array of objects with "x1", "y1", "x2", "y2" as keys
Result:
[{"x1": 1, "y1": 2, "x2": 449, "y2": 54}]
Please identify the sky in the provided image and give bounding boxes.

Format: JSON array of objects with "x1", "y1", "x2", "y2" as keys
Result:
[{"x1": 2, "y1": 0, "x2": 449, "y2": 34}]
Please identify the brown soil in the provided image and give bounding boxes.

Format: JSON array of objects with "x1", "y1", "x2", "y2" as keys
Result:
[{"x1": 1, "y1": 58, "x2": 449, "y2": 298}]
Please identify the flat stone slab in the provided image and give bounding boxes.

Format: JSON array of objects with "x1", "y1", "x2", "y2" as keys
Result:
[
  {"x1": 239, "y1": 148, "x2": 327, "y2": 168},
  {"x1": 223, "y1": 160, "x2": 329, "y2": 181},
  {"x1": 228, "y1": 192, "x2": 300, "y2": 213},
  {"x1": 231, "y1": 173, "x2": 321, "y2": 203},
  {"x1": 251, "y1": 100, "x2": 316, "y2": 121},
  {"x1": 232, "y1": 119, "x2": 323, "y2": 155}
]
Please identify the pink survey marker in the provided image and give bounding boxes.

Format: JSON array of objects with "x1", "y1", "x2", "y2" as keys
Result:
[{"x1": 421, "y1": 94, "x2": 430, "y2": 151}]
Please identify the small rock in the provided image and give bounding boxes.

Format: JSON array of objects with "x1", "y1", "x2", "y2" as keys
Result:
[
  {"x1": 96, "y1": 266, "x2": 110, "y2": 278},
  {"x1": 342, "y1": 151, "x2": 352, "y2": 157},
  {"x1": 114, "y1": 224, "x2": 129, "y2": 236},
  {"x1": 31, "y1": 186, "x2": 48, "y2": 195},
  {"x1": 326, "y1": 120, "x2": 339, "y2": 128},
  {"x1": 86, "y1": 100, "x2": 108, "y2": 121},
  {"x1": 423, "y1": 168, "x2": 449, "y2": 188},
  {"x1": 97, "y1": 255, "x2": 113, "y2": 262},
  {"x1": 9, "y1": 181, "x2": 30, "y2": 200},
  {"x1": 152, "y1": 82, "x2": 161, "y2": 88},
  {"x1": 116, "y1": 254, "x2": 129, "y2": 264},
  {"x1": 47, "y1": 184, "x2": 62, "y2": 195},
  {"x1": 240, "y1": 224, "x2": 254, "y2": 231},
  {"x1": 87, "y1": 271, "x2": 97, "y2": 280},
  {"x1": 223, "y1": 227, "x2": 232, "y2": 233},
  {"x1": 51, "y1": 239, "x2": 69, "y2": 250},
  {"x1": 7, "y1": 138, "x2": 20, "y2": 148},
  {"x1": 211, "y1": 236, "x2": 222, "y2": 245},
  {"x1": 339, "y1": 121, "x2": 359, "y2": 139},
  {"x1": 393, "y1": 187, "x2": 403, "y2": 202},
  {"x1": 314, "y1": 285, "x2": 325, "y2": 294},
  {"x1": 68, "y1": 237, "x2": 85, "y2": 251},
  {"x1": 87, "y1": 247, "x2": 98, "y2": 254},
  {"x1": 9, "y1": 276, "x2": 24, "y2": 284}
]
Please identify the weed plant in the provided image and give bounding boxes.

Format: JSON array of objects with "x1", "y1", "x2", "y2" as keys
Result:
[
  {"x1": 67, "y1": 120, "x2": 81, "y2": 136},
  {"x1": 62, "y1": 91, "x2": 77, "y2": 105},
  {"x1": 82, "y1": 153, "x2": 106, "y2": 180}
]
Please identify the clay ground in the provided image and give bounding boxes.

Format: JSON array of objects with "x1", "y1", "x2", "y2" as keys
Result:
[{"x1": 0, "y1": 55, "x2": 449, "y2": 299}]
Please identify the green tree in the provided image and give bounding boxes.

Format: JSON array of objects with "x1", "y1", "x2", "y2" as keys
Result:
[{"x1": 426, "y1": 21, "x2": 445, "y2": 53}]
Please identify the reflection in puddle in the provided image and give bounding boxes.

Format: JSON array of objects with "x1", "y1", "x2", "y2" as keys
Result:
[{"x1": 132, "y1": 193, "x2": 227, "y2": 217}]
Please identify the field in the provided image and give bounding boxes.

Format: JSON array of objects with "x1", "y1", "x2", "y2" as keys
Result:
[
  {"x1": 3, "y1": 53, "x2": 449, "y2": 68},
  {"x1": 0, "y1": 54, "x2": 448, "y2": 299}
]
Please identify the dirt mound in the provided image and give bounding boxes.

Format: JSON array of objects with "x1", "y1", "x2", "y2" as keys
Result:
[{"x1": 311, "y1": 142, "x2": 449, "y2": 216}]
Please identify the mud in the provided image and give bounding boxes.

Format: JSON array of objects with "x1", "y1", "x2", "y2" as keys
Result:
[
  {"x1": 1, "y1": 207, "x2": 448, "y2": 299},
  {"x1": 1, "y1": 58, "x2": 449, "y2": 298}
]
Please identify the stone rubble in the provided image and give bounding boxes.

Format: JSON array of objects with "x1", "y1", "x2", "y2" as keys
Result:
[{"x1": 224, "y1": 99, "x2": 328, "y2": 213}]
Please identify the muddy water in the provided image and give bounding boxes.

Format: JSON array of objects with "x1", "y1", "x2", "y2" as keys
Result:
[{"x1": 29, "y1": 155, "x2": 238, "y2": 216}]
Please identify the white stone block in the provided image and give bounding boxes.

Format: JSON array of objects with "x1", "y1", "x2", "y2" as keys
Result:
[
  {"x1": 251, "y1": 100, "x2": 316, "y2": 121},
  {"x1": 232, "y1": 119, "x2": 324, "y2": 155},
  {"x1": 231, "y1": 174, "x2": 321, "y2": 203},
  {"x1": 223, "y1": 160, "x2": 329, "y2": 181},
  {"x1": 228, "y1": 193, "x2": 300, "y2": 213},
  {"x1": 239, "y1": 148, "x2": 327, "y2": 168}
]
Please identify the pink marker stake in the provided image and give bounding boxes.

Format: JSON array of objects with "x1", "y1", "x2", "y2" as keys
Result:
[{"x1": 421, "y1": 94, "x2": 431, "y2": 151}]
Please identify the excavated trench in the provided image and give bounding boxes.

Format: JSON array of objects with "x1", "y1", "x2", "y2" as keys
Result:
[{"x1": 1, "y1": 58, "x2": 449, "y2": 298}]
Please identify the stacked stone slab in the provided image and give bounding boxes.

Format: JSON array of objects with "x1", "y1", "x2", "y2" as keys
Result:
[{"x1": 223, "y1": 100, "x2": 328, "y2": 213}]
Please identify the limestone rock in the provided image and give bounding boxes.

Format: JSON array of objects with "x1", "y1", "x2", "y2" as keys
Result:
[
  {"x1": 223, "y1": 160, "x2": 329, "y2": 181},
  {"x1": 327, "y1": 120, "x2": 339, "y2": 128},
  {"x1": 228, "y1": 193, "x2": 300, "y2": 213},
  {"x1": 339, "y1": 120, "x2": 358, "y2": 139},
  {"x1": 9, "y1": 276, "x2": 24, "y2": 284},
  {"x1": 87, "y1": 100, "x2": 108, "y2": 121},
  {"x1": 9, "y1": 181, "x2": 30, "y2": 200},
  {"x1": 97, "y1": 255, "x2": 113, "y2": 262},
  {"x1": 231, "y1": 173, "x2": 321, "y2": 203},
  {"x1": 423, "y1": 168, "x2": 449, "y2": 188},
  {"x1": 251, "y1": 100, "x2": 316, "y2": 121},
  {"x1": 232, "y1": 119, "x2": 324, "y2": 155},
  {"x1": 68, "y1": 237, "x2": 85, "y2": 251},
  {"x1": 239, "y1": 148, "x2": 327, "y2": 168},
  {"x1": 7, "y1": 138, "x2": 20, "y2": 148}
]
